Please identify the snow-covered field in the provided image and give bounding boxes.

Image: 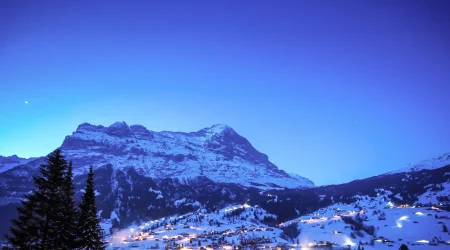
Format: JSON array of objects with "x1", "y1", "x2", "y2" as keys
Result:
[
  {"x1": 284, "y1": 192, "x2": 450, "y2": 250},
  {"x1": 107, "y1": 187, "x2": 450, "y2": 250},
  {"x1": 107, "y1": 204, "x2": 286, "y2": 250}
]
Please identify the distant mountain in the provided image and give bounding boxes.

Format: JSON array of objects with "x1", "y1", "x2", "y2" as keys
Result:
[
  {"x1": 0, "y1": 155, "x2": 36, "y2": 173},
  {"x1": 58, "y1": 122, "x2": 314, "y2": 189},
  {"x1": 389, "y1": 152, "x2": 450, "y2": 174}
]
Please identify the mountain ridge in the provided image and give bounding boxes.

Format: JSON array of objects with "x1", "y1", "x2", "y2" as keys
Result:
[
  {"x1": 14, "y1": 122, "x2": 314, "y2": 189},
  {"x1": 389, "y1": 152, "x2": 450, "y2": 175},
  {"x1": 0, "y1": 155, "x2": 37, "y2": 173},
  {"x1": 2, "y1": 122, "x2": 450, "y2": 187}
]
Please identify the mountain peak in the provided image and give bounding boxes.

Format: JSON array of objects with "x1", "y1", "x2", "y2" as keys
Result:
[
  {"x1": 109, "y1": 121, "x2": 129, "y2": 128},
  {"x1": 106, "y1": 121, "x2": 131, "y2": 137},
  {"x1": 59, "y1": 121, "x2": 314, "y2": 189},
  {"x1": 76, "y1": 122, "x2": 104, "y2": 132},
  {"x1": 210, "y1": 123, "x2": 231, "y2": 130},
  {"x1": 202, "y1": 124, "x2": 234, "y2": 134}
]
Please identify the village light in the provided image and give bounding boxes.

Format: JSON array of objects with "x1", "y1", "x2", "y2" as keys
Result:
[
  {"x1": 344, "y1": 239, "x2": 356, "y2": 246},
  {"x1": 399, "y1": 216, "x2": 408, "y2": 221}
]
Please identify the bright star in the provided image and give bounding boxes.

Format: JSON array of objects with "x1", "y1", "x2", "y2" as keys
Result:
[{"x1": 25, "y1": 101, "x2": 28, "y2": 104}]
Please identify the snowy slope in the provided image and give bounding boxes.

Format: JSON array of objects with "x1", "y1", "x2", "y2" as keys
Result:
[
  {"x1": 105, "y1": 166, "x2": 450, "y2": 250},
  {"x1": 104, "y1": 163, "x2": 450, "y2": 250},
  {"x1": 283, "y1": 191, "x2": 450, "y2": 249},
  {"x1": 58, "y1": 122, "x2": 314, "y2": 189},
  {"x1": 288, "y1": 173, "x2": 315, "y2": 186},
  {"x1": 107, "y1": 204, "x2": 287, "y2": 250},
  {"x1": 107, "y1": 193, "x2": 450, "y2": 250},
  {"x1": 390, "y1": 152, "x2": 450, "y2": 175}
]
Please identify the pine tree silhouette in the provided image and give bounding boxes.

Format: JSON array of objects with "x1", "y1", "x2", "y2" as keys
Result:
[
  {"x1": 399, "y1": 243, "x2": 409, "y2": 250},
  {"x1": 60, "y1": 161, "x2": 78, "y2": 248},
  {"x1": 76, "y1": 165, "x2": 106, "y2": 249},
  {"x1": 6, "y1": 148, "x2": 71, "y2": 249},
  {"x1": 6, "y1": 193, "x2": 40, "y2": 248},
  {"x1": 36, "y1": 149, "x2": 69, "y2": 249}
]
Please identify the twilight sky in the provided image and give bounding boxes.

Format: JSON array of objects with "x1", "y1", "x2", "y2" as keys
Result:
[{"x1": 1, "y1": 0, "x2": 449, "y2": 185}]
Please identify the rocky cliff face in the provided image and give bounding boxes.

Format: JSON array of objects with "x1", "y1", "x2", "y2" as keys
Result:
[{"x1": 59, "y1": 122, "x2": 314, "y2": 189}]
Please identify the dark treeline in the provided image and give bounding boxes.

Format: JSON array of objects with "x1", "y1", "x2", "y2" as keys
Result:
[{"x1": 4, "y1": 149, "x2": 105, "y2": 250}]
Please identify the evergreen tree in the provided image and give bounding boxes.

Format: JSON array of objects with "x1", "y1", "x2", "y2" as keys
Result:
[
  {"x1": 76, "y1": 166, "x2": 106, "y2": 249},
  {"x1": 6, "y1": 193, "x2": 40, "y2": 249},
  {"x1": 34, "y1": 148, "x2": 68, "y2": 249},
  {"x1": 60, "y1": 161, "x2": 78, "y2": 248},
  {"x1": 6, "y1": 148, "x2": 69, "y2": 249},
  {"x1": 399, "y1": 244, "x2": 409, "y2": 250}
]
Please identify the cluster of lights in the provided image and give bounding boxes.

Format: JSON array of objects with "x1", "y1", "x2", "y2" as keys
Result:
[
  {"x1": 344, "y1": 238, "x2": 356, "y2": 247},
  {"x1": 399, "y1": 216, "x2": 408, "y2": 221},
  {"x1": 111, "y1": 211, "x2": 277, "y2": 248},
  {"x1": 113, "y1": 202, "x2": 446, "y2": 249},
  {"x1": 224, "y1": 204, "x2": 251, "y2": 212}
]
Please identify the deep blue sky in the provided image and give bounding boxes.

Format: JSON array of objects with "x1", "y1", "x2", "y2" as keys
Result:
[{"x1": 1, "y1": 0, "x2": 449, "y2": 185}]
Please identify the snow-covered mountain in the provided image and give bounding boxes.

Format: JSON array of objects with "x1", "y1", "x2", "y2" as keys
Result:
[
  {"x1": 59, "y1": 122, "x2": 314, "y2": 189},
  {"x1": 0, "y1": 155, "x2": 36, "y2": 173},
  {"x1": 390, "y1": 152, "x2": 450, "y2": 174},
  {"x1": 288, "y1": 173, "x2": 315, "y2": 187}
]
